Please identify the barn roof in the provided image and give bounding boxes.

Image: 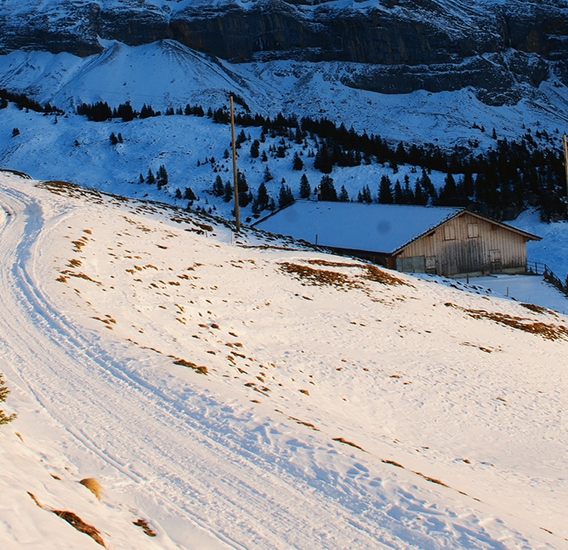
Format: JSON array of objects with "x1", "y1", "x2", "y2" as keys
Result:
[
  {"x1": 254, "y1": 201, "x2": 462, "y2": 253},
  {"x1": 254, "y1": 202, "x2": 541, "y2": 254}
]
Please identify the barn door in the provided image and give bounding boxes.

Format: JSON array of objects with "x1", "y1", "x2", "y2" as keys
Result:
[
  {"x1": 396, "y1": 256, "x2": 426, "y2": 273},
  {"x1": 489, "y1": 249, "x2": 502, "y2": 273}
]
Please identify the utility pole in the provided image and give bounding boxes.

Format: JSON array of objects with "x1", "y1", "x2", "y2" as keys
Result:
[
  {"x1": 563, "y1": 133, "x2": 568, "y2": 200},
  {"x1": 230, "y1": 95, "x2": 240, "y2": 232}
]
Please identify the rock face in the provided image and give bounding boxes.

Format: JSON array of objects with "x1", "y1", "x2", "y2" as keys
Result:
[{"x1": 1, "y1": 0, "x2": 567, "y2": 101}]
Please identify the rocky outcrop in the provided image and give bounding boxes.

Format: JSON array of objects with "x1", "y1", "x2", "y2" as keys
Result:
[{"x1": 0, "y1": 0, "x2": 567, "y2": 101}]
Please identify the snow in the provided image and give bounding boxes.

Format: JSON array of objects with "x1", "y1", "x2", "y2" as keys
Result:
[
  {"x1": 254, "y1": 201, "x2": 461, "y2": 252},
  {"x1": 2, "y1": 41, "x2": 568, "y2": 149},
  {"x1": 1, "y1": 171, "x2": 568, "y2": 549},
  {"x1": 458, "y1": 274, "x2": 568, "y2": 314},
  {"x1": 510, "y1": 208, "x2": 568, "y2": 278},
  {"x1": 1, "y1": 31, "x2": 568, "y2": 548}
]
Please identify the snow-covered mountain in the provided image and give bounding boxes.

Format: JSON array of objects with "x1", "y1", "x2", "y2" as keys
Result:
[
  {"x1": 1, "y1": 170, "x2": 568, "y2": 549},
  {"x1": 1, "y1": 0, "x2": 568, "y2": 111}
]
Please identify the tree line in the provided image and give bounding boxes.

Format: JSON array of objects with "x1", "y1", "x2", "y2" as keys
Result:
[
  {"x1": 75, "y1": 98, "x2": 568, "y2": 222},
  {"x1": 3, "y1": 89, "x2": 565, "y2": 222}
]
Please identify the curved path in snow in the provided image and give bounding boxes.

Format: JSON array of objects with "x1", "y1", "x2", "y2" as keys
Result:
[
  {"x1": 0, "y1": 179, "x2": 405, "y2": 548},
  {"x1": 0, "y1": 175, "x2": 553, "y2": 549}
]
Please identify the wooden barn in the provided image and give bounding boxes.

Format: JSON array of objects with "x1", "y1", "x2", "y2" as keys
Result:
[{"x1": 254, "y1": 202, "x2": 541, "y2": 277}]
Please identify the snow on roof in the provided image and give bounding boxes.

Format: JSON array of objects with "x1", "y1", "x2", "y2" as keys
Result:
[{"x1": 255, "y1": 201, "x2": 462, "y2": 253}]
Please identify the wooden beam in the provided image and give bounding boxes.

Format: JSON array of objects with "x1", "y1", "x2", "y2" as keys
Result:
[{"x1": 230, "y1": 95, "x2": 240, "y2": 232}]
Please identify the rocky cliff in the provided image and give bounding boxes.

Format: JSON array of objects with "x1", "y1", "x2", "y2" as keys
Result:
[{"x1": 1, "y1": 0, "x2": 567, "y2": 102}]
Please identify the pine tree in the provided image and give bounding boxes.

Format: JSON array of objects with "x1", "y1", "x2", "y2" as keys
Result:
[
  {"x1": 263, "y1": 165, "x2": 273, "y2": 182},
  {"x1": 174, "y1": 188, "x2": 182, "y2": 200},
  {"x1": 212, "y1": 175, "x2": 224, "y2": 197},
  {"x1": 319, "y1": 175, "x2": 337, "y2": 201},
  {"x1": 237, "y1": 172, "x2": 250, "y2": 207},
  {"x1": 253, "y1": 181, "x2": 270, "y2": 212},
  {"x1": 278, "y1": 183, "x2": 295, "y2": 208},
  {"x1": 314, "y1": 142, "x2": 333, "y2": 173},
  {"x1": 250, "y1": 139, "x2": 260, "y2": 158},
  {"x1": 156, "y1": 165, "x2": 168, "y2": 190},
  {"x1": 378, "y1": 175, "x2": 393, "y2": 204},
  {"x1": 117, "y1": 101, "x2": 135, "y2": 122},
  {"x1": 146, "y1": 168, "x2": 156, "y2": 185},
  {"x1": 414, "y1": 179, "x2": 427, "y2": 205},
  {"x1": 357, "y1": 184, "x2": 372, "y2": 204},
  {"x1": 292, "y1": 152, "x2": 304, "y2": 170},
  {"x1": 184, "y1": 187, "x2": 196, "y2": 201},
  {"x1": 140, "y1": 103, "x2": 156, "y2": 118},
  {"x1": 419, "y1": 168, "x2": 436, "y2": 201},
  {"x1": 223, "y1": 181, "x2": 233, "y2": 202},
  {"x1": 438, "y1": 173, "x2": 458, "y2": 205},
  {"x1": 403, "y1": 175, "x2": 414, "y2": 204},
  {"x1": 236, "y1": 129, "x2": 247, "y2": 148},
  {"x1": 299, "y1": 174, "x2": 311, "y2": 199},
  {"x1": 338, "y1": 185, "x2": 349, "y2": 202},
  {"x1": 393, "y1": 180, "x2": 404, "y2": 204}
]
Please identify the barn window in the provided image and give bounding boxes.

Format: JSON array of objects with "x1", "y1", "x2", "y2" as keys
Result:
[
  {"x1": 443, "y1": 225, "x2": 456, "y2": 240},
  {"x1": 467, "y1": 223, "x2": 479, "y2": 238}
]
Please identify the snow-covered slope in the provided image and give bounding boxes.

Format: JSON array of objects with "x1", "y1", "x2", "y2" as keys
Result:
[
  {"x1": 2, "y1": 40, "x2": 568, "y2": 148},
  {"x1": 1, "y1": 170, "x2": 567, "y2": 548}
]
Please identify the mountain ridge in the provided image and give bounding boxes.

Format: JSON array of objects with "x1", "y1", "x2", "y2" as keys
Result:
[{"x1": 1, "y1": 0, "x2": 567, "y2": 102}]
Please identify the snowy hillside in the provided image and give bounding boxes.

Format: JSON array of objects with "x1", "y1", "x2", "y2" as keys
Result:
[
  {"x1": 1, "y1": 171, "x2": 568, "y2": 548},
  {"x1": 2, "y1": 41, "x2": 568, "y2": 148}
]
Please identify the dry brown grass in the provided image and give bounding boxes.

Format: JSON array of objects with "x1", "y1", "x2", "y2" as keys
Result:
[
  {"x1": 171, "y1": 357, "x2": 208, "y2": 374},
  {"x1": 289, "y1": 417, "x2": 319, "y2": 431},
  {"x1": 361, "y1": 264, "x2": 411, "y2": 287},
  {"x1": 279, "y1": 260, "x2": 410, "y2": 293},
  {"x1": 412, "y1": 471, "x2": 450, "y2": 487},
  {"x1": 53, "y1": 510, "x2": 106, "y2": 547},
  {"x1": 27, "y1": 492, "x2": 106, "y2": 547},
  {"x1": 445, "y1": 302, "x2": 568, "y2": 341},
  {"x1": 279, "y1": 262, "x2": 354, "y2": 290},
  {"x1": 79, "y1": 478, "x2": 103, "y2": 501},
  {"x1": 381, "y1": 459, "x2": 404, "y2": 468},
  {"x1": 133, "y1": 518, "x2": 157, "y2": 537},
  {"x1": 60, "y1": 270, "x2": 102, "y2": 285},
  {"x1": 520, "y1": 302, "x2": 557, "y2": 316},
  {"x1": 332, "y1": 437, "x2": 366, "y2": 452}
]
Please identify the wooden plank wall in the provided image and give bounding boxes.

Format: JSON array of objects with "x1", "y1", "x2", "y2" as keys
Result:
[{"x1": 397, "y1": 213, "x2": 528, "y2": 276}]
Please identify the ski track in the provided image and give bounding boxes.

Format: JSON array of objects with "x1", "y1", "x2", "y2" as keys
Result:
[
  {"x1": 0, "y1": 177, "x2": 558, "y2": 549},
  {"x1": 0, "y1": 182, "x2": 407, "y2": 548}
]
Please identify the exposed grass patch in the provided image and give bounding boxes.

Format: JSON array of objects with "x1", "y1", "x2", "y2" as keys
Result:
[
  {"x1": 412, "y1": 471, "x2": 450, "y2": 487},
  {"x1": 27, "y1": 492, "x2": 106, "y2": 547},
  {"x1": 280, "y1": 259, "x2": 410, "y2": 292},
  {"x1": 520, "y1": 302, "x2": 557, "y2": 316},
  {"x1": 289, "y1": 417, "x2": 319, "y2": 430},
  {"x1": 279, "y1": 262, "x2": 354, "y2": 290},
  {"x1": 133, "y1": 518, "x2": 157, "y2": 537},
  {"x1": 61, "y1": 270, "x2": 102, "y2": 285},
  {"x1": 171, "y1": 357, "x2": 208, "y2": 375},
  {"x1": 79, "y1": 478, "x2": 103, "y2": 501},
  {"x1": 332, "y1": 437, "x2": 366, "y2": 452},
  {"x1": 445, "y1": 302, "x2": 568, "y2": 340},
  {"x1": 54, "y1": 510, "x2": 106, "y2": 547},
  {"x1": 381, "y1": 459, "x2": 404, "y2": 468}
]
